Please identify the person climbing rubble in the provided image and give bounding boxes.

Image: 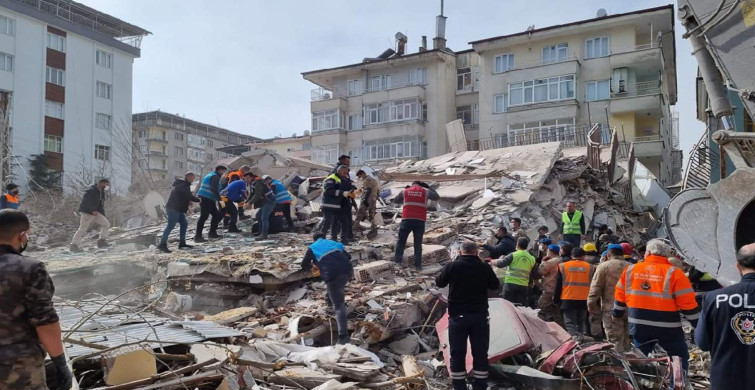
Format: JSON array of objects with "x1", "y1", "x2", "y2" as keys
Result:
[
  {"x1": 0, "y1": 183, "x2": 20, "y2": 210},
  {"x1": 270, "y1": 177, "x2": 294, "y2": 232},
  {"x1": 554, "y1": 242, "x2": 595, "y2": 336},
  {"x1": 194, "y1": 165, "x2": 227, "y2": 242},
  {"x1": 333, "y1": 166, "x2": 357, "y2": 245},
  {"x1": 220, "y1": 172, "x2": 254, "y2": 234},
  {"x1": 560, "y1": 201, "x2": 585, "y2": 248},
  {"x1": 221, "y1": 165, "x2": 251, "y2": 226},
  {"x1": 481, "y1": 226, "x2": 516, "y2": 259},
  {"x1": 354, "y1": 169, "x2": 379, "y2": 229},
  {"x1": 538, "y1": 244, "x2": 564, "y2": 326},
  {"x1": 255, "y1": 175, "x2": 276, "y2": 239},
  {"x1": 301, "y1": 233, "x2": 354, "y2": 345},
  {"x1": 318, "y1": 165, "x2": 353, "y2": 243},
  {"x1": 158, "y1": 172, "x2": 201, "y2": 253},
  {"x1": 489, "y1": 237, "x2": 536, "y2": 306},
  {"x1": 393, "y1": 180, "x2": 439, "y2": 271},
  {"x1": 436, "y1": 241, "x2": 500, "y2": 390},
  {"x1": 70, "y1": 178, "x2": 111, "y2": 252},
  {"x1": 587, "y1": 244, "x2": 631, "y2": 350}
]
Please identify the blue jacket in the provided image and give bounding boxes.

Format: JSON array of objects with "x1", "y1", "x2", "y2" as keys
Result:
[
  {"x1": 198, "y1": 172, "x2": 221, "y2": 201},
  {"x1": 272, "y1": 180, "x2": 292, "y2": 204},
  {"x1": 301, "y1": 239, "x2": 353, "y2": 283},
  {"x1": 695, "y1": 273, "x2": 755, "y2": 390},
  {"x1": 221, "y1": 180, "x2": 248, "y2": 203}
]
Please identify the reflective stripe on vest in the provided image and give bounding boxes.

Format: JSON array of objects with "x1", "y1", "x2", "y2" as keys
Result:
[
  {"x1": 322, "y1": 174, "x2": 343, "y2": 209},
  {"x1": 198, "y1": 172, "x2": 219, "y2": 200},
  {"x1": 559, "y1": 260, "x2": 593, "y2": 300},
  {"x1": 505, "y1": 250, "x2": 536, "y2": 287},
  {"x1": 562, "y1": 210, "x2": 583, "y2": 235},
  {"x1": 2, "y1": 193, "x2": 19, "y2": 209},
  {"x1": 310, "y1": 238, "x2": 345, "y2": 262},
  {"x1": 401, "y1": 186, "x2": 429, "y2": 221}
]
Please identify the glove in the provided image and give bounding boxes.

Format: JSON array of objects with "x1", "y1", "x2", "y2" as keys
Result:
[
  {"x1": 348, "y1": 192, "x2": 357, "y2": 199},
  {"x1": 51, "y1": 354, "x2": 72, "y2": 390},
  {"x1": 218, "y1": 201, "x2": 226, "y2": 208},
  {"x1": 342, "y1": 191, "x2": 352, "y2": 198},
  {"x1": 220, "y1": 196, "x2": 229, "y2": 202}
]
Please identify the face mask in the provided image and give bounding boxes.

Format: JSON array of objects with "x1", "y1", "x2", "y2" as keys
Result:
[
  {"x1": 509, "y1": 223, "x2": 516, "y2": 230},
  {"x1": 103, "y1": 186, "x2": 110, "y2": 191},
  {"x1": 18, "y1": 232, "x2": 28, "y2": 254}
]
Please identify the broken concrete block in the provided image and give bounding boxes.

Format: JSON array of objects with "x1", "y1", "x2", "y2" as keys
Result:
[
  {"x1": 472, "y1": 197, "x2": 493, "y2": 210},
  {"x1": 388, "y1": 334, "x2": 420, "y2": 355},
  {"x1": 102, "y1": 344, "x2": 157, "y2": 385},
  {"x1": 287, "y1": 287, "x2": 308, "y2": 303},
  {"x1": 204, "y1": 307, "x2": 258, "y2": 325},
  {"x1": 354, "y1": 261, "x2": 393, "y2": 283},
  {"x1": 252, "y1": 327, "x2": 268, "y2": 338},
  {"x1": 268, "y1": 367, "x2": 341, "y2": 389}
]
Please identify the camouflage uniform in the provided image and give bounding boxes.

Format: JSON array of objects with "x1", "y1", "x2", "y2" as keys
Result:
[
  {"x1": 0, "y1": 245, "x2": 59, "y2": 390},
  {"x1": 537, "y1": 257, "x2": 564, "y2": 326},
  {"x1": 587, "y1": 255, "x2": 631, "y2": 351},
  {"x1": 355, "y1": 175, "x2": 380, "y2": 226},
  {"x1": 512, "y1": 229, "x2": 529, "y2": 243}
]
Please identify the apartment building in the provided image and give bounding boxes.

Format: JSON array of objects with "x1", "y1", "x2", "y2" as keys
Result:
[
  {"x1": 132, "y1": 111, "x2": 259, "y2": 183},
  {"x1": 301, "y1": 5, "x2": 681, "y2": 185},
  {"x1": 0, "y1": 0, "x2": 149, "y2": 194},
  {"x1": 216, "y1": 133, "x2": 312, "y2": 159}
]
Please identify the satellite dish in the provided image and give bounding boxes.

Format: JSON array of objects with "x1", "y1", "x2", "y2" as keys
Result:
[
  {"x1": 143, "y1": 190, "x2": 166, "y2": 219},
  {"x1": 596, "y1": 8, "x2": 608, "y2": 17},
  {"x1": 526, "y1": 25, "x2": 535, "y2": 32},
  {"x1": 304, "y1": 130, "x2": 311, "y2": 136},
  {"x1": 395, "y1": 32, "x2": 407, "y2": 41}
]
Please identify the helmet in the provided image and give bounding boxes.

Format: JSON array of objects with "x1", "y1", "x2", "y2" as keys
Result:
[
  {"x1": 583, "y1": 243, "x2": 597, "y2": 253},
  {"x1": 621, "y1": 242, "x2": 633, "y2": 256}
]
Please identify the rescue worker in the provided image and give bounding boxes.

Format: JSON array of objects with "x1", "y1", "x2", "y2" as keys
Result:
[
  {"x1": 489, "y1": 237, "x2": 536, "y2": 306},
  {"x1": 222, "y1": 165, "x2": 251, "y2": 224},
  {"x1": 537, "y1": 225, "x2": 550, "y2": 240},
  {"x1": 0, "y1": 210, "x2": 72, "y2": 390},
  {"x1": 613, "y1": 239, "x2": 699, "y2": 372},
  {"x1": 158, "y1": 172, "x2": 201, "y2": 253},
  {"x1": 301, "y1": 233, "x2": 354, "y2": 345},
  {"x1": 271, "y1": 178, "x2": 294, "y2": 232},
  {"x1": 689, "y1": 267, "x2": 723, "y2": 306},
  {"x1": 583, "y1": 243, "x2": 600, "y2": 264},
  {"x1": 319, "y1": 165, "x2": 354, "y2": 243},
  {"x1": 536, "y1": 237, "x2": 552, "y2": 262},
  {"x1": 554, "y1": 243, "x2": 595, "y2": 336},
  {"x1": 538, "y1": 244, "x2": 564, "y2": 325},
  {"x1": 509, "y1": 218, "x2": 529, "y2": 242},
  {"x1": 620, "y1": 242, "x2": 636, "y2": 263},
  {"x1": 393, "y1": 181, "x2": 440, "y2": 271},
  {"x1": 70, "y1": 178, "x2": 110, "y2": 252},
  {"x1": 335, "y1": 167, "x2": 357, "y2": 244},
  {"x1": 560, "y1": 201, "x2": 585, "y2": 248},
  {"x1": 355, "y1": 170, "x2": 379, "y2": 228},
  {"x1": 588, "y1": 244, "x2": 631, "y2": 350},
  {"x1": 481, "y1": 226, "x2": 516, "y2": 259},
  {"x1": 332, "y1": 154, "x2": 350, "y2": 173},
  {"x1": 436, "y1": 241, "x2": 500, "y2": 390},
  {"x1": 194, "y1": 165, "x2": 227, "y2": 242},
  {"x1": 255, "y1": 176, "x2": 276, "y2": 239},
  {"x1": 0, "y1": 183, "x2": 20, "y2": 210},
  {"x1": 695, "y1": 243, "x2": 755, "y2": 389},
  {"x1": 220, "y1": 172, "x2": 253, "y2": 234}
]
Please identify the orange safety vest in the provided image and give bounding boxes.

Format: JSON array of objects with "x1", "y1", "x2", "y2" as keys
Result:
[
  {"x1": 2, "y1": 193, "x2": 19, "y2": 209},
  {"x1": 401, "y1": 185, "x2": 429, "y2": 221},
  {"x1": 559, "y1": 260, "x2": 594, "y2": 300}
]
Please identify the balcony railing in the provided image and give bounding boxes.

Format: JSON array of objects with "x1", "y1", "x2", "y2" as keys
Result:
[
  {"x1": 633, "y1": 134, "x2": 662, "y2": 143},
  {"x1": 612, "y1": 42, "x2": 659, "y2": 55},
  {"x1": 503, "y1": 55, "x2": 579, "y2": 72},
  {"x1": 612, "y1": 80, "x2": 661, "y2": 98},
  {"x1": 482, "y1": 125, "x2": 612, "y2": 149},
  {"x1": 311, "y1": 87, "x2": 335, "y2": 102},
  {"x1": 364, "y1": 81, "x2": 426, "y2": 94},
  {"x1": 147, "y1": 137, "x2": 168, "y2": 143},
  {"x1": 311, "y1": 82, "x2": 426, "y2": 101},
  {"x1": 147, "y1": 150, "x2": 168, "y2": 157}
]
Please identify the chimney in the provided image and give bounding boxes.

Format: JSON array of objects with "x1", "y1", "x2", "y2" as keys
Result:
[
  {"x1": 395, "y1": 32, "x2": 407, "y2": 55},
  {"x1": 420, "y1": 35, "x2": 427, "y2": 52},
  {"x1": 433, "y1": 0, "x2": 447, "y2": 50}
]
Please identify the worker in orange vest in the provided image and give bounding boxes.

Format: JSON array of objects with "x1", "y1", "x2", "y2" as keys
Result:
[
  {"x1": 0, "y1": 183, "x2": 20, "y2": 210},
  {"x1": 613, "y1": 239, "x2": 699, "y2": 372},
  {"x1": 554, "y1": 244, "x2": 595, "y2": 335}
]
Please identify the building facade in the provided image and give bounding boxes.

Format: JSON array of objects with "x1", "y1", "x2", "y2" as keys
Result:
[
  {"x1": 301, "y1": 5, "x2": 681, "y2": 185},
  {"x1": 131, "y1": 111, "x2": 259, "y2": 184},
  {"x1": 0, "y1": 0, "x2": 149, "y2": 194}
]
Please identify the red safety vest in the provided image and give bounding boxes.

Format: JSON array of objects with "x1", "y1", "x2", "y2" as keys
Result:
[{"x1": 401, "y1": 185, "x2": 429, "y2": 221}]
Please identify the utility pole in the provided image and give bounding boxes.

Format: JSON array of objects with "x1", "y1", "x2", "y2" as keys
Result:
[{"x1": 0, "y1": 91, "x2": 10, "y2": 187}]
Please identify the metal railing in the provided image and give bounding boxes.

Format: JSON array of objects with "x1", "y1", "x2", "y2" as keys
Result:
[
  {"x1": 586, "y1": 124, "x2": 603, "y2": 170},
  {"x1": 612, "y1": 42, "x2": 659, "y2": 55},
  {"x1": 485, "y1": 124, "x2": 612, "y2": 149},
  {"x1": 633, "y1": 134, "x2": 662, "y2": 143},
  {"x1": 683, "y1": 130, "x2": 717, "y2": 190},
  {"x1": 364, "y1": 81, "x2": 426, "y2": 94},
  {"x1": 612, "y1": 80, "x2": 661, "y2": 98},
  {"x1": 311, "y1": 87, "x2": 335, "y2": 102},
  {"x1": 509, "y1": 55, "x2": 579, "y2": 71},
  {"x1": 311, "y1": 81, "x2": 426, "y2": 101}
]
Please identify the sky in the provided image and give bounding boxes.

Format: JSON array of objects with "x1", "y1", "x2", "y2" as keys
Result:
[{"x1": 82, "y1": 0, "x2": 703, "y2": 159}]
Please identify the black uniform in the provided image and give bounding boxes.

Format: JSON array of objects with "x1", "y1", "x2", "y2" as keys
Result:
[
  {"x1": 482, "y1": 235, "x2": 516, "y2": 259},
  {"x1": 436, "y1": 255, "x2": 500, "y2": 390},
  {"x1": 695, "y1": 273, "x2": 755, "y2": 390}
]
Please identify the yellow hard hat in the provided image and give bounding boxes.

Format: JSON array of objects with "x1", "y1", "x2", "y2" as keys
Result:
[{"x1": 583, "y1": 243, "x2": 597, "y2": 253}]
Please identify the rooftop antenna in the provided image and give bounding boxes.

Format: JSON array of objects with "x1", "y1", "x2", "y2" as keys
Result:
[{"x1": 440, "y1": 0, "x2": 444, "y2": 16}]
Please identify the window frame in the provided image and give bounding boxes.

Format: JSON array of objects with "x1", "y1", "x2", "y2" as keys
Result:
[
  {"x1": 409, "y1": 68, "x2": 427, "y2": 85},
  {"x1": 0, "y1": 52, "x2": 13, "y2": 72},
  {"x1": 44, "y1": 134, "x2": 63, "y2": 153},
  {"x1": 45, "y1": 100, "x2": 64, "y2": 119},
  {"x1": 508, "y1": 74, "x2": 575, "y2": 106},
  {"x1": 0, "y1": 15, "x2": 15, "y2": 36},
  {"x1": 494, "y1": 53, "x2": 514, "y2": 73},
  {"x1": 96, "y1": 81, "x2": 112, "y2": 99},
  {"x1": 96, "y1": 49, "x2": 113, "y2": 68},
  {"x1": 94, "y1": 144, "x2": 111, "y2": 161},
  {"x1": 585, "y1": 79, "x2": 610, "y2": 102},
  {"x1": 95, "y1": 113, "x2": 111, "y2": 130},
  {"x1": 541, "y1": 43, "x2": 568, "y2": 64},
  {"x1": 46, "y1": 67, "x2": 65, "y2": 86},
  {"x1": 456, "y1": 68, "x2": 472, "y2": 92},
  {"x1": 494, "y1": 93, "x2": 507, "y2": 113},
  {"x1": 456, "y1": 105, "x2": 473, "y2": 125},
  {"x1": 585, "y1": 37, "x2": 610, "y2": 59},
  {"x1": 312, "y1": 109, "x2": 342, "y2": 131},
  {"x1": 347, "y1": 79, "x2": 362, "y2": 96},
  {"x1": 370, "y1": 75, "x2": 391, "y2": 91},
  {"x1": 347, "y1": 113, "x2": 363, "y2": 130},
  {"x1": 46, "y1": 32, "x2": 66, "y2": 52}
]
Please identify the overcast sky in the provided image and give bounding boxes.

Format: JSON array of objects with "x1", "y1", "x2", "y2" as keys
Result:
[{"x1": 83, "y1": 0, "x2": 702, "y2": 159}]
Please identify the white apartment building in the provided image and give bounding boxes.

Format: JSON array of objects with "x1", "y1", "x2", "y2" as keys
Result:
[
  {"x1": 302, "y1": 5, "x2": 681, "y2": 185},
  {"x1": 131, "y1": 111, "x2": 259, "y2": 185},
  {"x1": 0, "y1": 0, "x2": 149, "y2": 194}
]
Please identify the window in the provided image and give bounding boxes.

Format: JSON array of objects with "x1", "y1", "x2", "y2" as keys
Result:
[
  {"x1": 96, "y1": 81, "x2": 112, "y2": 99},
  {"x1": 175, "y1": 133, "x2": 184, "y2": 141},
  {"x1": 46, "y1": 67, "x2": 65, "y2": 86},
  {"x1": 585, "y1": 80, "x2": 610, "y2": 101},
  {"x1": 494, "y1": 53, "x2": 514, "y2": 73},
  {"x1": 44, "y1": 135, "x2": 62, "y2": 153},
  {"x1": 207, "y1": 153, "x2": 213, "y2": 161},
  {"x1": 494, "y1": 93, "x2": 507, "y2": 113},
  {"x1": 138, "y1": 130, "x2": 146, "y2": 138},
  {"x1": 409, "y1": 68, "x2": 427, "y2": 85},
  {"x1": 347, "y1": 80, "x2": 362, "y2": 96},
  {"x1": 370, "y1": 75, "x2": 391, "y2": 91},
  {"x1": 174, "y1": 146, "x2": 184, "y2": 155},
  {"x1": 45, "y1": 100, "x2": 64, "y2": 119},
  {"x1": 542, "y1": 43, "x2": 568, "y2": 64},
  {"x1": 507, "y1": 118, "x2": 577, "y2": 146},
  {"x1": 473, "y1": 103, "x2": 479, "y2": 124},
  {"x1": 96, "y1": 49, "x2": 112, "y2": 68},
  {"x1": 585, "y1": 37, "x2": 610, "y2": 59},
  {"x1": 0, "y1": 15, "x2": 15, "y2": 36},
  {"x1": 389, "y1": 98, "x2": 420, "y2": 121},
  {"x1": 47, "y1": 32, "x2": 66, "y2": 52},
  {"x1": 347, "y1": 113, "x2": 363, "y2": 130},
  {"x1": 94, "y1": 145, "x2": 110, "y2": 161},
  {"x1": 508, "y1": 75, "x2": 574, "y2": 106},
  {"x1": 456, "y1": 105, "x2": 472, "y2": 125},
  {"x1": 312, "y1": 109, "x2": 342, "y2": 131},
  {"x1": 0, "y1": 52, "x2": 12, "y2": 72},
  {"x1": 175, "y1": 161, "x2": 184, "y2": 169},
  {"x1": 207, "y1": 140, "x2": 214, "y2": 147},
  {"x1": 95, "y1": 113, "x2": 111, "y2": 130},
  {"x1": 188, "y1": 134, "x2": 206, "y2": 148},
  {"x1": 363, "y1": 103, "x2": 382, "y2": 125},
  {"x1": 363, "y1": 136, "x2": 422, "y2": 161},
  {"x1": 188, "y1": 148, "x2": 205, "y2": 161},
  {"x1": 457, "y1": 68, "x2": 472, "y2": 92}
]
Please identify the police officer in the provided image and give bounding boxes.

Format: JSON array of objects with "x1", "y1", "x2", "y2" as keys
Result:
[
  {"x1": 301, "y1": 233, "x2": 354, "y2": 345},
  {"x1": 695, "y1": 243, "x2": 755, "y2": 389},
  {"x1": 490, "y1": 237, "x2": 535, "y2": 306},
  {"x1": 393, "y1": 181, "x2": 440, "y2": 271},
  {"x1": 0, "y1": 210, "x2": 72, "y2": 390},
  {"x1": 436, "y1": 241, "x2": 500, "y2": 390},
  {"x1": 587, "y1": 244, "x2": 631, "y2": 350},
  {"x1": 194, "y1": 165, "x2": 227, "y2": 242},
  {"x1": 319, "y1": 165, "x2": 354, "y2": 243}
]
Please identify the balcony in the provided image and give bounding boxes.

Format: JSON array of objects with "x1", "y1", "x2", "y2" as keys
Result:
[
  {"x1": 610, "y1": 43, "x2": 662, "y2": 70},
  {"x1": 502, "y1": 56, "x2": 580, "y2": 83},
  {"x1": 362, "y1": 83, "x2": 426, "y2": 105},
  {"x1": 632, "y1": 134, "x2": 664, "y2": 157},
  {"x1": 610, "y1": 81, "x2": 662, "y2": 113},
  {"x1": 147, "y1": 150, "x2": 168, "y2": 157},
  {"x1": 147, "y1": 137, "x2": 168, "y2": 143}
]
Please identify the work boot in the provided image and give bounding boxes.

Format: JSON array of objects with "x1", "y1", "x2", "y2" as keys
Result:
[
  {"x1": 208, "y1": 231, "x2": 223, "y2": 239},
  {"x1": 258, "y1": 233, "x2": 268, "y2": 240},
  {"x1": 336, "y1": 334, "x2": 350, "y2": 345},
  {"x1": 178, "y1": 242, "x2": 194, "y2": 249},
  {"x1": 227, "y1": 227, "x2": 243, "y2": 233},
  {"x1": 69, "y1": 244, "x2": 83, "y2": 253},
  {"x1": 193, "y1": 236, "x2": 207, "y2": 243},
  {"x1": 157, "y1": 243, "x2": 171, "y2": 253},
  {"x1": 96, "y1": 239, "x2": 109, "y2": 249}
]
